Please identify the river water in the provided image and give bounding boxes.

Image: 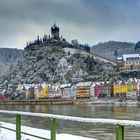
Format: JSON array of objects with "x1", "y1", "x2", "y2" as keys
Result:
[{"x1": 0, "y1": 104, "x2": 140, "y2": 140}]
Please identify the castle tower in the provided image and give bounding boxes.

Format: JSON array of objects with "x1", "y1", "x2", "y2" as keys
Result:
[{"x1": 51, "y1": 24, "x2": 60, "y2": 39}]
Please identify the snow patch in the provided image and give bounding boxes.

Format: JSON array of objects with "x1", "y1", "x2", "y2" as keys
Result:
[
  {"x1": 64, "y1": 48, "x2": 77, "y2": 54},
  {"x1": 0, "y1": 122, "x2": 97, "y2": 140}
]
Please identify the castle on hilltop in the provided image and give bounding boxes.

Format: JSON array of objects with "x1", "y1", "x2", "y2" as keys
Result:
[
  {"x1": 25, "y1": 24, "x2": 90, "y2": 52},
  {"x1": 51, "y1": 23, "x2": 60, "y2": 39}
]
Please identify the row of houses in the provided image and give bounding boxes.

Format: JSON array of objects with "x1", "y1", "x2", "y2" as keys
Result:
[
  {"x1": 6, "y1": 78, "x2": 140, "y2": 100},
  {"x1": 1, "y1": 79, "x2": 140, "y2": 100}
]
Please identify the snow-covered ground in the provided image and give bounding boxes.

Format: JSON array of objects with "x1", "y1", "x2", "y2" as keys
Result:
[{"x1": 0, "y1": 122, "x2": 97, "y2": 140}]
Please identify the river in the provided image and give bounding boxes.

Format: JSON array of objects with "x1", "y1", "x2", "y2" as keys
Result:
[{"x1": 0, "y1": 104, "x2": 140, "y2": 140}]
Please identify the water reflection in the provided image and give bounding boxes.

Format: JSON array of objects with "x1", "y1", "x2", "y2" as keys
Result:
[{"x1": 112, "y1": 106, "x2": 128, "y2": 116}]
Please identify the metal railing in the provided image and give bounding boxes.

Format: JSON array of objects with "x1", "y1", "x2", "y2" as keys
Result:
[{"x1": 0, "y1": 110, "x2": 140, "y2": 140}]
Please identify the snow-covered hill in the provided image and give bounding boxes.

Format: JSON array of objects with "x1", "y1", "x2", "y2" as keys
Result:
[{"x1": 0, "y1": 44, "x2": 116, "y2": 95}]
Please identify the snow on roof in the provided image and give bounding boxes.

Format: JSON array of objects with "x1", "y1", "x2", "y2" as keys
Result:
[
  {"x1": 76, "y1": 82, "x2": 93, "y2": 87},
  {"x1": 23, "y1": 84, "x2": 32, "y2": 89},
  {"x1": 60, "y1": 83, "x2": 72, "y2": 88},
  {"x1": 92, "y1": 82, "x2": 99, "y2": 86},
  {"x1": 50, "y1": 85, "x2": 60, "y2": 91},
  {"x1": 122, "y1": 54, "x2": 140, "y2": 61},
  {"x1": 23, "y1": 84, "x2": 40, "y2": 89},
  {"x1": 92, "y1": 81, "x2": 106, "y2": 85},
  {"x1": 117, "y1": 57, "x2": 123, "y2": 61},
  {"x1": 41, "y1": 83, "x2": 48, "y2": 88}
]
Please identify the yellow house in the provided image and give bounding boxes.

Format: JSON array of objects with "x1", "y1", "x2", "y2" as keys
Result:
[
  {"x1": 37, "y1": 84, "x2": 49, "y2": 99},
  {"x1": 113, "y1": 84, "x2": 128, "y2": 94}
]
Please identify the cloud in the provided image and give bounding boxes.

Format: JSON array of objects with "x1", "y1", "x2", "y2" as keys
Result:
[{"x1": 0, "y1": 0, "x2": 140, "y2": 48}]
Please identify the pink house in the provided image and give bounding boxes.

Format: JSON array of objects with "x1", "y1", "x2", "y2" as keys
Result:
[{"x1": 94, "y1": 83, "x2": 99, "y2": 97}]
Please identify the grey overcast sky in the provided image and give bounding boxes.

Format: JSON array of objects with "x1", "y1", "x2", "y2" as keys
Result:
[{"x1": 0, "y1": 0, "x2": 140, "y2": 49}]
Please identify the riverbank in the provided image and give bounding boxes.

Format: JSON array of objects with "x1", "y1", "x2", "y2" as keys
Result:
[
  {"x1": 0, "y1": 99, "x2": 74, "y2": 105},
  {"x1": 0, "y1": 98, "x2": 139, "y2": 105},
  {"x1": 83, "y1": 98, "x2": 139, "y2": 105}
]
